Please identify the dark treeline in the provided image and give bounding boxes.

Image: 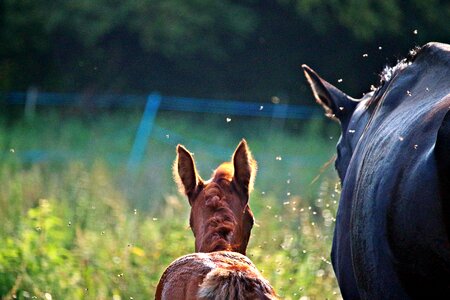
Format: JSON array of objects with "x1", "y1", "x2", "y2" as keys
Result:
[{"x1": 1, "y1": 0, "x2": 449, "y2": 104}]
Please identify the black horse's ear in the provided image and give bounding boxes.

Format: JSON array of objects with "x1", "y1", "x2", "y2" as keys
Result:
[
  {"x1": 232, "y1": 139, "x2": 257, "y2": 201},
  {"x1": 302, "y1": 64, "x2": 358, "y2": 123},
  {"x1": 174, "y1": 145, "x2": 202, "y2": 201}
]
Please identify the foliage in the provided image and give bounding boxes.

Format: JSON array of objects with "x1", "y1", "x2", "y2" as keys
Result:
[
  {"x1": 0, "y1": 111, "x2": 341, "y2": 299},
  {"x1": 278, "y1": 0, "x2": 450, "y2": 40},
  {"x1": 291, "y1": 0, "x2": 402, "y2": 39},
  {"x1": 0, "y1": 0, "x2": 257, "y2": 92},
  {"x1": 1, "y1": 0, "x2": 448, "y2": 98}
]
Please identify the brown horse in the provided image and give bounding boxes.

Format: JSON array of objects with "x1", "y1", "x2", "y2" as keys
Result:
[{"x1": 155, "y1": 140, "x2": 277, "y2": 300}]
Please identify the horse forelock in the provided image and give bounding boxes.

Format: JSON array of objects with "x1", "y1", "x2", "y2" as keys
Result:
[{"x1": 212, "y1": 162, "x2": 234, "y2": 182}]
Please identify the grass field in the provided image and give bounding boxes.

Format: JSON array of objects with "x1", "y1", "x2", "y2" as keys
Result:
[{"x1": 0, "y1": 109, "x2": 342, "y2": 299}]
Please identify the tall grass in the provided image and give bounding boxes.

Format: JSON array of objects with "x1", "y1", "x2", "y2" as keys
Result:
[{"x1": 0, "y1": 110, "x2": 341, "y2": 299}]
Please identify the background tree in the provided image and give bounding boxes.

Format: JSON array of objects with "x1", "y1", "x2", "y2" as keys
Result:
[{"x1": 0, "y1": 0, "x2": 449, "y2": 102}]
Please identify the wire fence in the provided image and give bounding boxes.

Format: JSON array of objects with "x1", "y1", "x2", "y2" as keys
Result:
[
  {"x1": 3, "y1": 91, "x2": 325, "y2": 169},
  {"x1": 4, "y1": 91, "x2": 322, "y2": 119}
]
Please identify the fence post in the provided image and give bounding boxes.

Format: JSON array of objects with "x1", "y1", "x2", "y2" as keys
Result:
[
  {"x1": 25, "y1": 86, "x2": 38, "y2": 119},
  {"x1": 127, "y1": 92, "x2": 162, "y2": 172}
]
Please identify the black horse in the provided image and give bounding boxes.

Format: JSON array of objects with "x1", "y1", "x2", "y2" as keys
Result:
[{"x1": 303, "y1": 42, "x2": 450, "y2": 299}]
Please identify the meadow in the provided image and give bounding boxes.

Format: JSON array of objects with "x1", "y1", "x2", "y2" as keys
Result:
[{"x1": 0, "y1": 109, "x2": 342, "y2": 299}]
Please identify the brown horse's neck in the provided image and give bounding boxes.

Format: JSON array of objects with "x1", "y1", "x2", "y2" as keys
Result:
[{"x1": 197, "y1": 181, "x2": 242, "y2": 253}]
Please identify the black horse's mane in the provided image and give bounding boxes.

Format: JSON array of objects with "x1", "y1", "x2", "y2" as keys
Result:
[
  {"x1": 367, "y1": 46, "x2": 422, "y2": 106},
  {"x1": 379, "y1": 46, "x2": 422, "y2": 87}
]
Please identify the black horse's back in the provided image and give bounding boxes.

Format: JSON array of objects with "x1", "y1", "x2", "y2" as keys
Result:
[
  {"x1": 304, "y1": 42, "x2": 450, "y2": 299},
  {"x1": 432, "y1": 110, "x2": 450, "y2": 298},
  {"x1": 437, "y1": 108, "x2": 450, "y2": 240}
]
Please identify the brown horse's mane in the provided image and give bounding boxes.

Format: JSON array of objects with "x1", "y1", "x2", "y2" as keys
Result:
[
  {"x1": 212, "y1": 162, "x2": 234, "y2": 182},
  {"x1": 201, "y1": 163, "x2": 239, "y2": 252}
]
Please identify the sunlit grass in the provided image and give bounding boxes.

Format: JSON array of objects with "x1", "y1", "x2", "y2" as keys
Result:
[{"x1": 0, "y1": 111, "x2": 341, "y2": 299}]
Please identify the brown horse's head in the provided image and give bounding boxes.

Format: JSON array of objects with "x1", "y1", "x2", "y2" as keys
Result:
[{"x1": 174, "y1": 139, "x2": 256, "y2": 255}]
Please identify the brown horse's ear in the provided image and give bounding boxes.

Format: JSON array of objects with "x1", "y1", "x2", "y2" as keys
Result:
[
  {"x1": 302, "y1": 64, "x2": 358, "y2": 123},
  {"x1": 174, "y1": 145, "x2": 202, "y2": 201},
  {"x1": 232, "y1": 139, "x2": 257, "y2": 201}
]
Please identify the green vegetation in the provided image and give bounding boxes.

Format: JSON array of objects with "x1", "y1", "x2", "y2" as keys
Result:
[{"x1": 0, "y1": 111, "x2": 342, "y2": 299}]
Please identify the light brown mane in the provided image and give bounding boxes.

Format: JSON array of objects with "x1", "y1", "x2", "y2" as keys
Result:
[
  {"x1": 201, "y1": 181, "x2": 238, "y2": 252},
  {"x1": 212, "y1": 162, "x2": 234, "y2": 182}
]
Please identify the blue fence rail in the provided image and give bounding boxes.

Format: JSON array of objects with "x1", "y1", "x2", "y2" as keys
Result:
[{"x1": 4, "y1": 91, "x2": 322, "y2": 119}]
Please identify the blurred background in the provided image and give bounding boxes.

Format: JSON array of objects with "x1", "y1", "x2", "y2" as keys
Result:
[{"x1": 1, "y1": 1, "x2": 449, "y2": 299}]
